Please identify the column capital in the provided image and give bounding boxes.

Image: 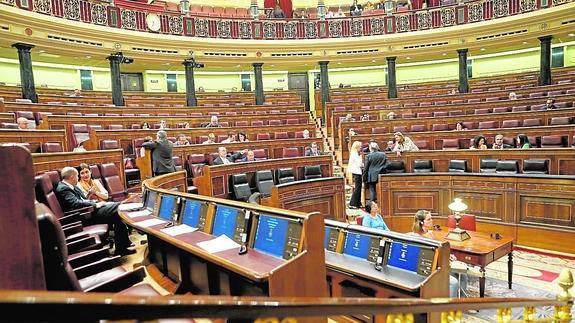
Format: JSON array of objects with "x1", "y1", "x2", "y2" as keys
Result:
[
  {"x1": 252, "y1": 62, "x2": 264, "y2": 67},
  {"x1": 457, "y1": 48, "x2": 468, "y2": 55},
  {"x1": 538, "y1": 35, "x2": 553, "y2": 43},
  {"x1": 318, "y1": 61, "x2": 329, "y2": 66},
  {"x1": 11, "y1": 43, "x2": 35, "y2": 52},
  {"x1": 106, "y1": 53, "x2": 124, "y2": 63},
  {"x1": 386, "y1": 56, "x2": 397, "y2": 62},
  {"x1": 182, "y1": 59, "x2": 195, "y2": 67}
]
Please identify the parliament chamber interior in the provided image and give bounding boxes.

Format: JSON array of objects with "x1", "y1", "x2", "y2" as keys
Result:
[{"x1": 1, "y1": 0, "x2": 575, "y2": 321}]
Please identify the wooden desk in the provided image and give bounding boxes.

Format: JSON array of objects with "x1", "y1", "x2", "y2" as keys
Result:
[{"x1": 432, "y1": 227, "x2": 513, "y2": 298}]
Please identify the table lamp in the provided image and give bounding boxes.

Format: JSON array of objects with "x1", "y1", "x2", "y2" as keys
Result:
[{"x1": 446, "y1": 198, "x2": 471, "y2": 241}]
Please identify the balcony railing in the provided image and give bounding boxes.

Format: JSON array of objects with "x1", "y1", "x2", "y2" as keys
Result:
[{"x1": 1, "y1": 0, "x2": 571, "y2": 40}]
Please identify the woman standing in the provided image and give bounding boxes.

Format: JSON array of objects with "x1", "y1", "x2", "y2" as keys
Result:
[{"x1": 347, "y1": 141, "x2": 364, "y2": 209}]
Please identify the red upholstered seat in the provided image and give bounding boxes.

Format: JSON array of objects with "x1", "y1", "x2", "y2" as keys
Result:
[
  {"x1": 42, "y1": 142, "x2": 64, "y2": 153},
  {"x1": 99, "y1": 140, "x2": 120, "y2": 150},
  {"x1": 410, "y1": 125, "x2": 426, "y2": 132},
  {"x1": 478, "y1": 121, "x2": 498, "y2": 129},
  {"x1": 474, "y1": 108, "x2": 490, "y2": 114},
  {"x1": 511, "y1": 106, "x2": 529, "y2": 112},
  {"x1": 432, "y1": 124, "x2": 449, "y2": 131},
  {"x1": 522, "y1": 118, "x2": 541, "y2": 127},
  {"x1": 256, "y1": 133, "x2": 270, "y2": 141},
  {"x1": 492, "y1": 107, "x2": 509, "y2": 113},
  {"x1": 187, "y1": 154, "x2": 207, "y2": 178},
  {"x1": 433, "y1": 111, "x2": 448, "y2": 117},
  {"x1": 282, "y1": 147, "x2": 299, "y2": 158},
  {"x1": 393, "y1": 126, "x2": 407, "y2": 133},
  {"x1": 541, "y1": 135, "x2": 565, "y2": 148},
  {"x1": 412, "y1": 140, "x2": 428, "y2": 150},
  {"x1": 172, "y1": 156, "x2": 183, "y2": 171},
  {"x1": 462, "y1": 121, "x2": 475, "y2": 129},
  {"x1": 402, "y1": 113, "x2": 415, "y2": 119},
  {"x1": 70, "y1": 124, "x2": 90, "y2": 148},
  {"x1": 442, "y1": 139, "x2": 460, "y2": 150},
  {"x1": 371, "y1": 127, "x2": 387, "y2": 134},
  {"x1": 108, "y1": 124, "x2": 123, "y2": 130},
  {"x1": 99, "y1": 163, "x2": 127, "y2": 202},
  {"x1": 274, "y1": 132, "x2": 289, "y2": 140},
  {"x1": 501, "y1": 119, "x2": 521, "y2": 128},
  {"x1": 417, "y1": 112, "x2": 431, "y2": 118},
  {"x1": 529, "y1": 92, "x2": 544, "y2": 98},
  {"x1": 449, "y1": 110, "x2": 464, "y2": 116},
  {"x1": 286, "y1": 118, "x2": 299, "y2": 125},
  {"x1": 268, "y1": 120, "x2": 281, "y2": 126},
  {"x1": 253, "y1": 149, "x2": 267, "y2": 160},
  {"x1": 236, "y1": 121, "x2": 249, "y2": 127},
  {"x1": 550, "y1": 117, "x2": 571, "y2": 125}
]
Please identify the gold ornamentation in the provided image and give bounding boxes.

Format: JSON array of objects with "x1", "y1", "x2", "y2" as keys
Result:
[
  {"x1": 554, "y1": 269, "x2": 574, "y2": 321},
  {"x1": 386, "y1": 313, "x2": 414, "y2": 323},
  {"x1": 441, "y1": 310, "x2": 463, "y2": 322},
  {"x1": 523, "y1": 306, "x2": 536, "y2": 321},
  {"x1": 496, "y1": 307, "x2": 512, "y2": 323}
]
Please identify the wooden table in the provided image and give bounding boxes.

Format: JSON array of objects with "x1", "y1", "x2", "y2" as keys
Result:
[{"x1": 431, "y1": 227, "x2": 513, "y2": 297}]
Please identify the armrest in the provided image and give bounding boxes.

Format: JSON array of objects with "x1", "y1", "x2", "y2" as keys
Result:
[
  {"x1": 73, "y1": 256, "x2": 122, "y2": 279},
  {"x1": 67, "y1": 236, "x2": 99, "y2": 255},
  {"x1": 69, "y1": 247, "x2": 111, "y2": 269},
  {"x1": 59, "y1": 213, "x2": 82, "y2": 226},
  {"x1": 85, "y1": 267, "x2": 147, "y2": 293},
  {"x1": 63, "y1": 223, "x2": 84, "y2": 237}
]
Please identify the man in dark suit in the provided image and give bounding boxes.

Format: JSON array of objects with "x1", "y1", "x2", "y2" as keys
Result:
[
  {"x1": 363, "y1": 142, "x2": 387, "y2": 202},
  {"x1": 55, "y1": 166, "x2": 134, "y2": 256},
  {"x1": 213, "y1": 146, "x2": 246, "y2": 165},
  {"x1": 142, "y1": 130, "x2": 176, "y2": 176},
  {"x1": 492, "y1": 134, "x2": 512, "y2": 149},
  {"x1": 305, "y1": 142, "x2": 323, "y2": 156}
]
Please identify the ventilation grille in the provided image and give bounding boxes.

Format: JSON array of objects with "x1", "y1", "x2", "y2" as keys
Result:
[
  {"x1": 562, "y1": 19, "x2": 575, "y2": 26},
  {"x1": 336, "y1": 49, "x2": 379, "y2": 55},
  {"x1": 403, "y1": 41, "x2": 448, "y2": 49},
  {"x1": 203, "y1": 52, "x2": 247, "y2": 57},
  {"x1": 0, "y1": 25, "x2": 9, "y2": 31},
  {"x1": 476, "y1": 29, "x2": 527, "y2": 41},
  {"x1": 47, "y1": 35, "x2": 102, "y2": 47},
  {"x1": 132, "y1": 47, "x2": 178, "y2": 54},
  {"x1": 270, "y1": 52, "x2": 313, "y2": 57}
]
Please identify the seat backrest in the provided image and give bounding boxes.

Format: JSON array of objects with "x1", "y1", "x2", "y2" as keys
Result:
[
  {"x1": 236, "y1": 121, "x2": 249, "y2": 127},
  {"x1": 432, "y1": 124, "x2": 449, "y2": 131},
  {"x1": 268, "y1": 120, "x2": 281, "y2": 126},
  {"x1": 495, "y1": 160, "x2": 519, "y2": 174},
  {"x1": 448, "y1": 160, "x2": 467, "y2": 172},
  {"x1": 34, "y1": 174, "x2": 65, "y2": 219},
  {"x1": 412, "y1": 160, "x2": 432, "y2": 173},
  {"x1": 523, "y1": 159, "x2": 549, "y2": 174},
  {"x1": 257, "y1": 133, "x2": 270, "y2": 141},
  {"x1": 410, "y1": 125, "x2": 426, "y2": 132},
  {"x1": 433, "y1": 111, "x2": 448, "y2": 117},
  {"x1": 412, "y1": 140, "x2": 428, "y2": 150},
  {"x1": 255, "y1": 170, "x2": 274, "y2": 195},
  {"x1": 447, "y1": 214, "x2": 476, "y2": 231},
  {"x1": 480, "y1": 159, "x2": 498, "y2": 173},
  {"x1": 187, "y1": 154, "x2": 207, "y2": 177},
  {"x1": 99, "y1": 140, "x2": 120, "y2": 150},
  {"x1": 474, "y1": 108, "x2": 490, "y2": 114},
  {"x1": 416, "y1": 112, "x2": 431, "y2": 118},
  {"x1": 393, "y1": 125, "x2": 407, "y2": 133},
  {"x1": 356, "y1": 216, "x2": 364, "y2": 226},
  {"x1": 0, "y1": 123, "x2": 18, "y2": 129},
  {"x1": 442, "y1": 139, "x2": 460, "y2": 150},
  {"x1": 253, "y1": 149, "x2": 267, "y2": 160},
  {"x1": 478, "y1": 121, "x2": 498, "y2": 129},
  {"x1": 371, "y1": 127, "x2": 387, "y2": 134},
  {"x1": 277, "y1": 168, "x2": 295, "y2": 184},
  {"x1": 108, "y1": 124, "x2": 124, "y2": 130},
  {"x1": 99, "y1": 163, "x2": 125, "y2": 201},
  {"x1": 492, "y1": 107, "x2": 509, "y2": 114},
  {"x1": 172, "y1": 156, "x2": 183, "y2": 171},
  {"x1": 282, "y1": 147, "x2": 299, "y2": 158},
  {"x1": 550, "y1": 117, "x2": 571, "y2": 126},
  {"x1": 386, "y1": 160, "x2": 405, "y2": 173},
  {"x1": 501, "y1": 119, "x2": 521, "y2": 128},
  {"x1": 230, "y1": 174, "x2": 252, "y2": 201},
  {"x1": 41, "y1": 142, "x2": 63, "y2": 153},
  {"x1": 275, "y1": 132, "x2": 289, "y2": 139},
  {"x1": 286, "y1": 118, "x2": 299, "y2": 125},
  {"x1": 70, "y1": 124, "x2": 90, "y2": 148},
  {"x1": 303, "y1": 165, "x2": 322, "y2": 180},
  {"x1": 36, "y1": 205, "x2": 82, "y2": 291},
  {"x1": 522, "y1": 118, "x2": 541, "y2": 127},
  {"x1": 541, "y1": 135, "x2": 564, "y2": 148}
]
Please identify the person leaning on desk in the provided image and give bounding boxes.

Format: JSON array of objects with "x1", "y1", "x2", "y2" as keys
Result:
[{"x1": 410, "y1": 210, "x2": 468, "y2": 298}]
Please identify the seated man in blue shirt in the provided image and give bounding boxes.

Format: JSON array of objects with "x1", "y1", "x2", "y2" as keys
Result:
[{"x1": 362, "y1": 201, "x2": 389, "y2": 230}]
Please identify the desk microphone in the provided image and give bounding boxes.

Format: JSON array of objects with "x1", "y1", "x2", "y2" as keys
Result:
[
  {"x1": 374, "y1": 239, "x2": 386, "y2": 271},
  {"x1": 238, "y1": 211, "x2": 252, "y2": 255},
  {"x1": 164, "y1": 222, "x2": 175, "y2": 228}
]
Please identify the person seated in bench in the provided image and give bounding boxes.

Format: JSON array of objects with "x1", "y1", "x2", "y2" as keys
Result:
[
  {"x1": 202, "y1": 133, "x2": 216, "y2": 144},
  {"x1": 205, "y1": 115, "x2": 222, "y2": 128},
  {"x1": 221, "y1": 132, "x2": 236, "y2": 144},
  {"x1": 237, "y1": 132, "x2": 249, "y2": 143},
  {"x1": 77, "y1": 163, "x2": 108, "y2": 202},
  {"x1": 239, "y1": 150, "x2": 255, "y2": 163},
  {"x1": 305, "y1": 142, "x2": 323, "y2": 156},
  {"x1": 17, "y1": 117, "x2": 29, "y2": 130},
  {"x1": 470, "y1": 135, "x2": 487, "y2": 150},
  {"x1": 455, "y1": 122, "x2": 467, "y2": 131},
  {"x1": 55, "y1": 166, "x2": 134, "y2": 256},
  {"x1": 517, "y1": 134, "x2": 531, "y2": 149},
  {"x1": 362, "y1": 201, "x2": 389, "y2": 230},
  {"x1": 213, "y1": 146, "x2": 246, "y2": 165},
  {"x1": 393, "y1": 132, "x2": 419, "y2": 156},
  {"x1": 410, "y1": 210, "x2": 468, "y2": 298},
  {"x1": 542, "y1": 98, "x2": 557, "y2": 110},
  {"x1": 492, "y1": 134, "x2": 511, "y2": 149},
  {"x1": 175, "y1": 134, "x2": 190, "y2": 146}
]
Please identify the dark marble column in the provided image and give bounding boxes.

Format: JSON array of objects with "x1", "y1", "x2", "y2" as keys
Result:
[
  {"x1": 182, "y1": 59, "x2": 197, "y2": 107},
  {"x1": 457, "y1": 49, "x2": 469, "y2": 93},
  {"x1": 386, "y1": 57, "x2": 397, "y2": 99},
  {"x1": 538, "y1": 35, "x2": 553, "y2": 86},
  {"x1": 106, "y1": 54, "x2": 124, "y2": 106},
  {"x1": 319, "y1": 60, "x2": 330, "y2": 125},
  {"x1": 12, "y1": 43, "x2": 37, "y2": 103},
  {"x1": 253, "y1": 63, "x2": 264, "y2": 105}
]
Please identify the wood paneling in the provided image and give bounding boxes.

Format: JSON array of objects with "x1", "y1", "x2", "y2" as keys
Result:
[{"x1": 0, "y1": 129, "x2": 67, "y2": 153}]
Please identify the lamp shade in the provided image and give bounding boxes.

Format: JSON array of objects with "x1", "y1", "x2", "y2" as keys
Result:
[{"x1": 448, "y1": 198, "x2": 468, "y2": 213}]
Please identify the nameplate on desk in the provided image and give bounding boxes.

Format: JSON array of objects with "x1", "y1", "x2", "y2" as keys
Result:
[
  {"x1": 119, "y1": 202, "x2": 144, "y2": 211},
  {"x1": 134, "y1": 218, "x2": 166, "y2": 228},
  {"x1": 161, "y1": 224, "x2": 197, "y2": 237},
  {"x1": 196, "y1": 235, "x2": 240, "y2": 254},
  {"x1": 126, "y1": 209, "x2": 152, "y2": 218}
]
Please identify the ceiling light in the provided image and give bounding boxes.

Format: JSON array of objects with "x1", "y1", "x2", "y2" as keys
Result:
[
  {"x1": 371, "y1": 59, "x2": 376, "y2": 63},
  {"x1": 85, "y1": 55, "x2": 92, "y2": 59},
  {"x1": 522, "y1": 41, "x2": 528, "y2": 45},
  {"x1": 235, "y1": 64, "x2": 240, "y2": 68},
  {"x1": 337, "y1": 62, "x2": 342, "y2": 64},
  {"x1": 568, "y1": 33, "x2": 575, "y2": 37},
  {"x1": 442, "y1": 53, "x2": 447, "y2": 56},
  {"x1": 38, "y1": 50, "x2": 45, "y2": 53},
  {"x1": 271, "y1": 64, "x2": 275, "y2": 67},
  {"x1": 480, "y1": 48, "x2": 485, "y2": 51},
  {"x1": 406, "y1": 57, "x2": 411, "y2": 60}
]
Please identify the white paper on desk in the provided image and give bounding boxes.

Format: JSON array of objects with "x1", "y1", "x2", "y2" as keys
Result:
[
  {"x1": 134, "y1": 218, "x2": 166, "y2": 228},
  {"x1": 126, "y1": 209, "x2": 152, "y2": 218},
  {"x1": 196, "y1": 235, "x2": 240, "y2": 254},
  {"x1": 161, "y1": 224, "x2": 197, "y2": 236},
  {"x1": 118, "y1": 203, "x2": 143, "y2": 211}
]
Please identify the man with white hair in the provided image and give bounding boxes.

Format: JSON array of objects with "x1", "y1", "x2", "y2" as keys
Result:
[
  {"x1": 55, "y1": 166, "x2": 134, "y2": 256},
  {"x1": 17, "y1": 117, "x2": 29, "y2": 130},
  {"x1": 205, "y1": 115, "x2": 221, "y2": 128},
  {"x1": 213, "y1": 146, "x2": 246, "y2": 165},
  {"x1": 142, "y1": 130, "x2": 176, "y2": 176},
  {"x1": 363, "y1": 142, "x2": 387, "y2": 203}
]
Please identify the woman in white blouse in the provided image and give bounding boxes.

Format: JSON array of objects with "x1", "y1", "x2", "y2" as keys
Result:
[
  {"x1": 393, "y1": 132, "x2": 419, "y2": 156},
  {"x1": 347, "y1": 141, "x2": 364, "y2": 209}
]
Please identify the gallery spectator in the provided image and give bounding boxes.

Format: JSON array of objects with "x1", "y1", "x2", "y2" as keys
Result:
[
  {"x1": 542, "y1": 98, "x2": 557, "y2": 110},
  {"x1": 360, "y1": 113, "x2": 370, "y2": 121},
  {"x1": 325, "y1": 9, "x2": 335, "y2": 18},
  {"x1": 335, "y1": 7, "x2": 346, "y2": 17},
  {"x1": 202, "y1": 133, "x2": 216, "y2": 144},
  {"x1": 470, "y1": 135, "x2": 487, "y2": 150},
  {"x1": 72, "y1": 89, "x2": 82, "y2": 97},
  {"x1": 517, "y1": 134, "x2": 531, "y2": 149},
  {"x1": 364, "y1": 1, "x2": 375, "y2": 12},
  {"x1": 393, "y1": 132, "x2": 419, "y2": 156},
  {"x1": 16, "y1": 117, "x2": 29, "y2": 130},
  {"x1": 293, "y1": 8, "x2": 308, "y2": 19},
  {"x1": 273, "y1": 4, "x2": 286, "y2": 18},
  {"x1": 492, "y1": 134, "x2": 511, "y2": 149},
  {"x1": 197, "y1": 86, "x2": 205, "y2": 93},
  {"x1": 221, "y1": 132, "x2": 236, "y2": 144},
  {"x1": 175, "y1": 134, "x2": 190, "y2": 146},
  {"x1": 350, "y1": 0, "x2": 363, "y2": 16},
  {"x1": 205, "y1": 115, "x2": 221, "y2": 128}
]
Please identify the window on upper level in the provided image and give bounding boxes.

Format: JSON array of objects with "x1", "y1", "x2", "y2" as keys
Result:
[{"x1": 80, "y1": 70, "x2": 93, "y2": 91}]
